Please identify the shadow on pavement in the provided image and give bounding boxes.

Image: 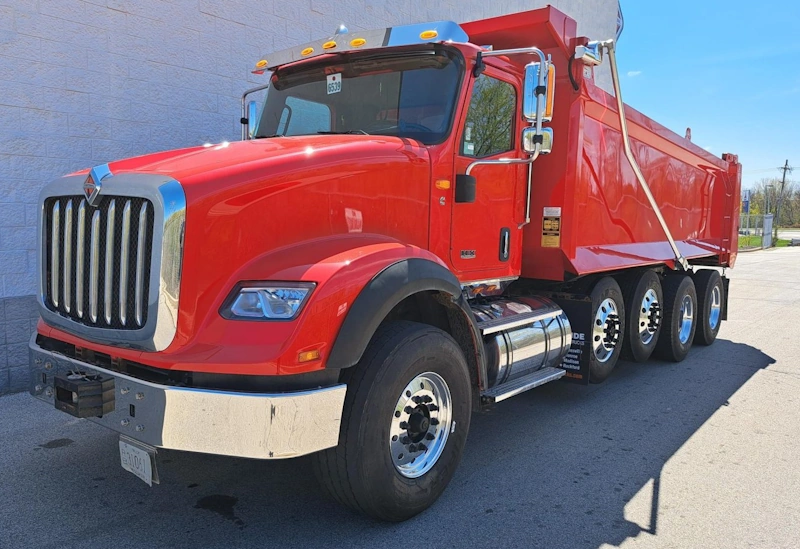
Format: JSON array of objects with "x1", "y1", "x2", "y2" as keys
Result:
[{"x1": 5, "y1": 339, "x2": 774, "y2": 549}]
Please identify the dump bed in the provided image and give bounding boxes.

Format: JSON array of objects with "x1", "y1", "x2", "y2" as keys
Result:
[{"x1": 464, "y1": 8, "x2": 742, "y2": 282}]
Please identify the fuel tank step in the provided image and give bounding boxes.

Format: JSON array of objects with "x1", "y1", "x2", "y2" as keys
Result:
[
  {"x1": 476, "y1": 303, "x2": 564, "y2": 335},
  {"x1": 480, "y1": 367, "x2": 566, "y2": 404}
]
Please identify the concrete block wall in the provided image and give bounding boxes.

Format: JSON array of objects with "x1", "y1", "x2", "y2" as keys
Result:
[{"x1": 0, "y1": 0, "x2": 618, "y2": 394}]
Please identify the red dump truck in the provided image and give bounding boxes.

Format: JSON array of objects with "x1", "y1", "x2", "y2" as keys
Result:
[{"x1": 30, "y1": 7, "x2": 740, "y2": 521}]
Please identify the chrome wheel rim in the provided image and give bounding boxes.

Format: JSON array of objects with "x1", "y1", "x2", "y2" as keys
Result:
[
  {"x1": 709, "y1": 285, "x2": 722, "y2": 330},
  {"x1": 678, "y1": 294, "x2": 694, "y2": 344},
  {"x1": 592, "y1": 298, "x2": 621, "y2": 363},
  {"x1": 389, "y1": 372, "x2": 452, "y2": 479},
  {"x1": 638, "y1": 289, "x2": 661, "y2": 345}
]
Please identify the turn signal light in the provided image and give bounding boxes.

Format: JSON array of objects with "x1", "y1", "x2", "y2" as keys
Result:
[
  {"x1": 435, "y1": 179, "x2": 451, "y2": 190},
  {"x1": 298, "y1": 350, "x2": 321, "y2": 363}
]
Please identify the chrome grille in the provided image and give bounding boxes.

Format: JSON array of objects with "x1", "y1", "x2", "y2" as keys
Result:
[{"x1": 44, "y1": 195, "x2": 154, "y2": 329}]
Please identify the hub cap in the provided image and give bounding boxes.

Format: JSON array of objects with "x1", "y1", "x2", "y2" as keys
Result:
[
  {"x1": 389, "y1": 372, "x2": 452, "y2": 479},
  {"x1": 709, "y1": 285, "x2": 722, "y2": 330},
  {"x1": 678, "y1": 294, "x2": 694, "y2": 344},
  {"x1": 638, "y1": 289, "x2": 661, "y2": 345},
  {"x1": 592, "y1": 298, "x2": 621, "y2": 363}
]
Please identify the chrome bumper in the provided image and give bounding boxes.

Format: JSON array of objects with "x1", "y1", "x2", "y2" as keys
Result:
[{"x1": 28, "y1": 336, "x2": 346, "y2": 459}]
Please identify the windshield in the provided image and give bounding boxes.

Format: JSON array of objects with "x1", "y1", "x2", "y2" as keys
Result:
[{"x1": 255, "y1": 50, "x2": 463, "y2": 145}]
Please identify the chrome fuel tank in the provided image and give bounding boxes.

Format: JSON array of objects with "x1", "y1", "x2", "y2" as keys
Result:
[{"x1": 472, "y1": 297, "x2": 572, "y2": 388}]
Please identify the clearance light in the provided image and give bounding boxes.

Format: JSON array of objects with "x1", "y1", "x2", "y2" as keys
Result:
[
  {"x1": 543, "y1": 63, "x2": 556, "y2": 120},
  {"x1": 322, "y1": 41, "x2": 337, "y2": 50},
  {"x1": 420, "y1": 30, "x2": 438, "y2": 40},
  {"x1": 350, "y1": 38, "x2": 366, "y2": 47},
  {"x1": 301, "y1": 47, "x2": 314, "y2": 56},
  {"x1": 435, "y1": 179, "x2": 451, "y2": 190},
  {"x1": 298, "y1": 350, "x2": 321, "y2": 363},
  {"x1": 255, "y1": 59, "x2": 268, "y2": 68}
]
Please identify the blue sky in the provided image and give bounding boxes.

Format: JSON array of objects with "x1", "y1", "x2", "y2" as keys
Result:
[{"x1": 615, "y1": 0, "x2": 800, "y2": 189}]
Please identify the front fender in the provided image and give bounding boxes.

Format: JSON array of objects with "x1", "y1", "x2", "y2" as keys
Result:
[{"x1": 207, "y1": 234, "x2": 459, "y2": 375}]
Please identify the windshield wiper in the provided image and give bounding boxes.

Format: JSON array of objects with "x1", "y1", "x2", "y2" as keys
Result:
[
  {"x1": 254, "y1": 134, "x2": 284, "y2": 139},
  {"x1": 317, "y1": 130, "x2": 370, "y2": 135}
]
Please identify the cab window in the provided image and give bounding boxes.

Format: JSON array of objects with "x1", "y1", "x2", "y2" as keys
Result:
[{"x1": 461, "y1": 75, "x2": 516, "y2": 158}]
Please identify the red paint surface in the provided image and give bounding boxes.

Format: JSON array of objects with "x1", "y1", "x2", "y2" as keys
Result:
[{"x1": 48, "y1": 7, "x2": 739, "y2": 377}]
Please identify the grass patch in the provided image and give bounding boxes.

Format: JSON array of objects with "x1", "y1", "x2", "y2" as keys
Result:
[{"x1": 739, "y1": 235, "x2": 762, "y2": 248}]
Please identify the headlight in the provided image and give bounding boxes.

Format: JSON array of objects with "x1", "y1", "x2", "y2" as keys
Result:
[{"x1": 222, "y1": 283, "x2": 315, "y2": 320}]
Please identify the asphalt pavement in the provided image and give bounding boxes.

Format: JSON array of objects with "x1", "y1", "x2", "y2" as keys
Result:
[{"x1": 1, "y1": 248, "x2": 798, "y2": 549}]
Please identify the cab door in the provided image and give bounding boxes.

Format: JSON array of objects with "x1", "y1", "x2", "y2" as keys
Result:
[{"x1": 450, "y1": 68, "x2": 525, "y2": 279}]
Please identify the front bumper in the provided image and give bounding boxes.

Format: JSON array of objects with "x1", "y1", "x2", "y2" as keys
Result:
[{"x1": 28, "y1": 336, "x2": 346, "y2": 459}]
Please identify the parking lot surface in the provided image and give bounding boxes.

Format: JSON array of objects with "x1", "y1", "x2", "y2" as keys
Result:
[{"x1": 1, "y1": 248, "x2": 798, "y2": 549}]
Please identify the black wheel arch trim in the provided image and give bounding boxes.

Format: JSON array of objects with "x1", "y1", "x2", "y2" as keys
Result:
[{"x1": 325, "y1": 258, "x2": 483, "y2": 371}]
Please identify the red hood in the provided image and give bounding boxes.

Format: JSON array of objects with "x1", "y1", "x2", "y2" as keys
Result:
[{"x1": 96, "y1": 135, "x2": 424, "y2": 185}]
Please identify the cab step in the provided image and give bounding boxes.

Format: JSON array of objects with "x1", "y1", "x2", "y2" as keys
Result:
[{"x1": 480, "y1": 367, "x2": 566, "y2": 404}]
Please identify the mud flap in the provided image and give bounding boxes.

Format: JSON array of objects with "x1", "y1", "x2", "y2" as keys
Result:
[{"x1": 536, "y1": 292, "x2": 592, "y2": 385}]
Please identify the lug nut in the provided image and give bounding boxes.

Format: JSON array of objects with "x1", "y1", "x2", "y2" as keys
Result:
[
  {"x1": 428, "y1": 404, "x2": 439, "y2": 412},
  {"x1": 404, "y1": 406, "x2": 414, "y2": 414},
  {"x1": 430, "y1": 418, "x2": 439, "y2": 426},
  {"x1": 408, "y1": 444, "x2": 418, "y2": 452},
  {"x1": 399, "y1": 421, "x2": 408, "y2": 429},
  {"x1": 423, "y1": 396, "x2": 432, "y2": 403},
  {"x1": 412, "y1": 396, "x2": 423, "y2": 404},
  {"x1": 402, "y1": 436, "x2": 410, "y2": 444},
  {"x1": 425, "y1": 433, "x2": 435, "y2": 440},
  {"x1": 418, "y1": 443, "x2": 428, "y2": 452}
]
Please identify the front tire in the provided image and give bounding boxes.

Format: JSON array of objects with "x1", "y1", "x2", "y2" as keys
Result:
[{"x1": 312, "y1": 321, "x2": 472, "y2": 522}]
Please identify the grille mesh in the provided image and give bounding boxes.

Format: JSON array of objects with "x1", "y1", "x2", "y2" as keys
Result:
[{"x1": 44, "y1": 195, "x2": 154, "y2": 329}]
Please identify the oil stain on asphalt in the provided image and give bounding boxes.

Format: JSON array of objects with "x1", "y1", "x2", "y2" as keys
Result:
[
  {"x1": 195, "y1": 495, "x2": 245, "y2": 528},
  {"x1": 38, "y1": 438, "x2": 74, "y2": 449}
]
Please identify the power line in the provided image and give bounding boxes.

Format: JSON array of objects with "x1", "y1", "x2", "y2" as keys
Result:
[{"x1": 773, "y1": 159, "x2": 794, "y2": 240}]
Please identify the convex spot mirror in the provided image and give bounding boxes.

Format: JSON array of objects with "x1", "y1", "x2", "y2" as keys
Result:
[
  {"x1": 522, "y1": 127, "x2": 553, "y2": 155},
  {"x1": 522, "y1": 61, "x2": 555, "y2": 122}
]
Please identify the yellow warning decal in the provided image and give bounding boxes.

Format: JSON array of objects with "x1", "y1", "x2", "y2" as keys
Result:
[{"x1": 542, "y1": 216, "x2": 561, "y2": 248}]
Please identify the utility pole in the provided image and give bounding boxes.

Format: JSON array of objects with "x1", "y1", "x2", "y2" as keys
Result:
[{"x1": 774, "y1": 160, "x2": 793, "y2": 244}]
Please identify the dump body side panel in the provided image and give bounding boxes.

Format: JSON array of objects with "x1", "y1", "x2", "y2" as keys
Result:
[{"x1": 522, "y1": 60, "x2": 740, "y2": 281}]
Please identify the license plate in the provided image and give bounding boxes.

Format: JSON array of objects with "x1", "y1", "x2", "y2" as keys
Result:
[{"x1": 119, "y1": 437, "x2": 158, "y2": 486}]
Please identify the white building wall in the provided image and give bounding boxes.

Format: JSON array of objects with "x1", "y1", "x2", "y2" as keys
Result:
[{"x1": 0, "y1": 0, "x2": 617, "y2": 393}]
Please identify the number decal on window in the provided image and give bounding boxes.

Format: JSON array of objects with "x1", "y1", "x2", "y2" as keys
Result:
[{"x1": 327, "y1": 73, "x2": 342, "y2": 95}]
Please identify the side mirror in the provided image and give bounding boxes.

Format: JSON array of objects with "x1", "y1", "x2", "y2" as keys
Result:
[
  {"x1": 522, "y1": 127, "x2": 553, "y2": 156},
  {"x1": 522, "y1": 62, "x2": 555, "y2": 123},
  {"x1": 246, "y1": 100, "x2": 259, "y2": 138},
  {"x1": 455, "y1": 174, "x2": 477, "y2": 203}
]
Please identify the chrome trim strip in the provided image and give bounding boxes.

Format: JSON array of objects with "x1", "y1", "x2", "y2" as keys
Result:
[
  {"x1": 37, "y1": 173, "x2": 187, "y2": 352},
  {"x1": 29, "y1": 338, "x2": 347, "y2": 460},
  {"x1": 89, "y1": 210, "x2": 101, "y2": 323},
  {"x1": 104, "y1": 199, "x2": 116, "y2": 325},
  {"x1": 119, "y1": 200, "x2": 131, "y2": 327},
  {"x1": 63, "y1": 200, "x2": 73, "y2": 313},
  {"x1": 75, "y1": 200, "x2": 86, "y2": 319},
  {"x1": 135, "y1": 202, "x2": 148, "y2": 327},
  {"x1": 50, "y1": 201, "x2": 60, "y2": 308}
]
